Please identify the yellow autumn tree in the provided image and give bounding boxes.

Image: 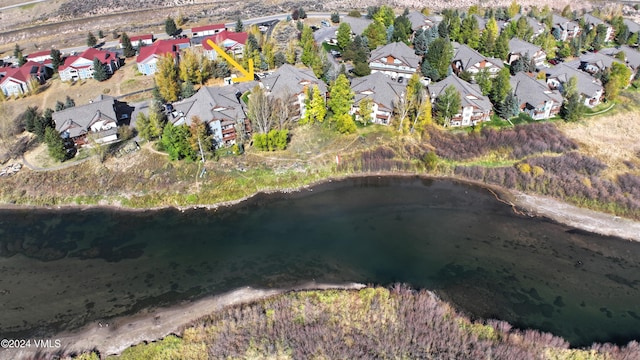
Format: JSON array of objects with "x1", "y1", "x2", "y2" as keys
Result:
[{"x1": 155, "y1": 54, "x2": 179, "y2": 102}]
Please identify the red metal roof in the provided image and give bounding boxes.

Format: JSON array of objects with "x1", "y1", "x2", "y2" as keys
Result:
[
  {"x1": 202, "y1": 31, "x2": 248, "y2": 50},
  {"x1": 124, "y1": 34, "x2": 154, "y2": 43},
  {"x1": 0, "y1": 61, "x2": 45, "y2": 86},
  {"x1": 191, "y1": 23, "x2": 225, "y2": 33},
  {"x1": 58, "y1": 48, "x2": 117, "y2": 71},
  {"x1": 136, "y1": 38, "x2": 189, "y2": 63},
  {"x1": 27, "y1": 50, "x2": 52, "y2": 58}
]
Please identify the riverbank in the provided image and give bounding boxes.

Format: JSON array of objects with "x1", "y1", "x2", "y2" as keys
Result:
[
  {"x1": 2, "y1": 282, "x2": 366, "y2": 359},
  {"x1": 2, "y1": 172, "x2": 639, "y2": 243}
]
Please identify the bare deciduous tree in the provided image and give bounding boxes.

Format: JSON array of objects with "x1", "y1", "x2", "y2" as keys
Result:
[{"x1": 247, "y1": 85, "x2": 273, "y2": 134}]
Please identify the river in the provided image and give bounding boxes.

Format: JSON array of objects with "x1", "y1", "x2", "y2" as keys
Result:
[{"x1": 0, "y1": 177, "x2": 639, "y2": 347}]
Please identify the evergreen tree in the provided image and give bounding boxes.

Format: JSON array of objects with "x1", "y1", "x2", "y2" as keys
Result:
[
  {"x1": 274, "y1": 51, "x2": 286, "y2": 67},
  {"x1": 507, "y1": 0, "x2": 521, "y2": 18},
  {"x1": 490, "y1": 68, "x2": 511, "y2": 105},
  {"x1": 44, "y1": 127, "x2": 67, "y2": 162},
  {"x1": 92, "y1": 58, "x2": 108, "y2": 81},
  {"x1": 353, "y1": 61, "x2": 371, "y2": 77},
  {"x1": 498, "y1": 91, "x2": 520, "y2": 119},
  {"x1": 331, "y1": 12, "x2": 340, "y2": 23},
  {"x1": 392, "y1": 15, "x2": 412, "y2": 43},
  {"x1": 235, "y1": 18, "x2": 244, "y2": 32},
  {"x1": 87, "y1": 32, "x2": 97, "y2": 47},
  {"x1": 13, "y1": 44, "x2": 22, "y2": 59},
  {"x1": 461, "y1": 15, "x2": 481, "y2": 49},
  {"x1": 161, "y1": 122, "x2": 197, "y2": 161},
  {"x1": 475, "y1": 70, "x2": 490, "y2": 95},
  {"x1": 154, "y1": 54, "x2": 179, "y2": 102},
  {"x1": 420, "y1": 60, "x2": 439, "y2": 81},
  {"x1": 64, "y1": 96, "x2": 75, "y2": 108},
  {"x1": 480, "y1": 17, "x2": 499, "y2": 56},
  {"x1": 165, "y1": 16, "x2": 178, "y2": 36},
  {"x1": 181, "y1": 80, "x2": 196, "y2": 98},
  {"x1": 121, "y1": 33, "x2": 136, "y2": 58},
  {"x1": 494, "y1": 32, "x2": 510, "y2": 60},
  {"x1": 425, "y1": 38, "x2": 454, "y2": 81},
  {"x1": 55, "y1": 101, "x2": 65, "y2": 111},
  {"x1": 23, "y1": 106, "x2": 40, "y2": 133},
  {"x1": 50, "y1": 49, "x2": 63, "y2": 72},
  {"x1": 560, "y1": 76, "x2": 585, "y2": 122},
  {"x1": 413, "y1": 29, "x2": 429, "y2": 56},
  {"x1": 98, "y1": 30, "x2": 104, "y2": 38}
]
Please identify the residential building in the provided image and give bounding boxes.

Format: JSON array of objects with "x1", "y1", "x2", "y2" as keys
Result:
[
  {"x1": 600, "y1": 45, "x2": 640, "y2": 71},
  {"x1": 191, "y1": 24, "x2": 226, "y2": 37},
  {"x1": 260, "y1": 64, "x2": 328, "y2": 121},
  {"x1": 136, "y1": 38, "x2": 190, "y2": 75},
  {"x1": 26, "y1": 50, "x2": 52, "y2": 63},
  {"x1": 451, "y1": 42, "x2": 503, "y2": 78},
  {"x1": 406, "y1": 10, "x2": 441, "y2": 32},
  {"x1": 350, "y1": 72, "x2": 407, "y2": 125},
  {"x1": 202, "y1": 30, "x2": 248, "y2": 60},
  {"x1": 508, "y1": 15, "x2": 546, "y2": 38},
  {"x1": 623, "y1": 19, "x2": 640, "y2": 40},
  {"x1": 58, "y1": 48, "x2": 120, "y2": 81},
  {"x1": 545, "y1": 63, "x2": 603, "y2": 107},
  {"x1": 566, "y1": 52, "x2": 626, "y2": 75},
  {"x1": 510, "y1": 72, "x2": 563, "y2": 120},
  {"x1": 121, "y1": 34, "x2": 154, "y2": 48},
  {"x1": 507, "y1": 38, "x2": 546, "y2": 67},
  {"x1": 582, "y1": 13, "x2": 614, "y2": 42},
  {"x1": 551, "y1": 14, "x2": 580, "y2": 41},
  {"x1": 170, "y1": 82, "x2": 255, "y2": 147},
  {"x1": 428, "y1": 74, "x2": 493, "y2": 127},
  {"x1": 341, "y1": 16, "x2": 373, "y2": 36},
  {"x1": 53, "y1": 95, "x2": 132, "y2": 146},
  {"x1": 0, "y1": 61, "x2": 51, "y2": 97},
  {"x1": 369, "y1": 42, "x2": 421, "y2": 81}
]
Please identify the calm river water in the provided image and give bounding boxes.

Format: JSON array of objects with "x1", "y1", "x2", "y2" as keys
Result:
[{"x1": 0, "y1": 177, "x2": 639, "y2": 347}]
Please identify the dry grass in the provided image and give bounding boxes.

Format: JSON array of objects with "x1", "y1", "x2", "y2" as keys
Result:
[{"x1": 558, "y1": 111, "x2": 640, "y2": 178}]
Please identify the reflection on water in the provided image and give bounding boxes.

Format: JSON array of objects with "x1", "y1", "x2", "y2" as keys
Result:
[{"x1": 0, "y1": 177, "x2": 639, "y2": 346}]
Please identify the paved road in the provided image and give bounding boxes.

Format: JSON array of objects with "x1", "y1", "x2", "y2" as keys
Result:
[
  {"x1": 0, "y1": 0, "x2": 49, "y2": 11},
  {"x1": 48, "y1": 12, "x2": 335, "y2": 57}
]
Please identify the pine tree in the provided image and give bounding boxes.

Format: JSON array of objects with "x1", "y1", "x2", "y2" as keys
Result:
[
  {"x1": 494, "y1": 32, "x2": 510, "y2": 61},
  {"x1": 154, "y1": 54, "x2": 179, "y2": 102},
  {"x1": 235, "y1": 18, "x2": 244, "y2": 32},
  {"x1": 181, "y1": 80, "x2": 196, "y2": 98},
  {"x1": 425, "y1": 38, "x2": 454, "y2": 81},
  {"x1": 331, "y1": 12, "x2": 340, "y2": 23},
  {"x1": 498, "y1": 91, "x2": 520, "y2": 119},
  {"x1": 165, "y1": 16, "x2": 178, "y2": 36},
  {"x1": 121, "y1": 33, "x2": 136, "y2": 58},
  {"x1": 64, "y1": 96, "x2": 75, "y2": 108},
  {"x1": 560, "y1": 76, "x2": 585, "y2": 122},
  {"x1": 50, "y1": 49, "x2": 63, "y2": 72},
  {"x1": 490, "y1": 68, "x2": 511, "y2": 105},
  {"x1": 461, "y1": 15, "x2": 481, "y2": 49},
  {"x1": 480, "y1": 17, "x2": 499, "y2": 57},
  {"x1": 44, "y1": 127, "x2": 67, "y2": 162},
  {"x1": 92, "y1": 58, "x2": 108, "y2": 81},
  {"x1": 87, "y1": 32, "x2": 97, "y2": 47}
]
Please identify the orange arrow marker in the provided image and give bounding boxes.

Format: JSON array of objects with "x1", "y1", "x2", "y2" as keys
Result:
[{"x1": 206, "y1": 38, "x2": 254, "y2": 83}]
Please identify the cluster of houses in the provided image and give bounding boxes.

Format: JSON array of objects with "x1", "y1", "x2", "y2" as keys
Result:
[
  {"x1": 356, "y1": 11, "x2": 640, "y2": 126},
  {"x1": 3, "y1": 9, "x2": 640, "y2": 151}
]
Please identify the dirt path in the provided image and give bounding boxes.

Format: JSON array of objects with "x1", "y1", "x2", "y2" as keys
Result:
[{"x1": 3, "y1": 283, "x2": 365, "y2": 359}]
